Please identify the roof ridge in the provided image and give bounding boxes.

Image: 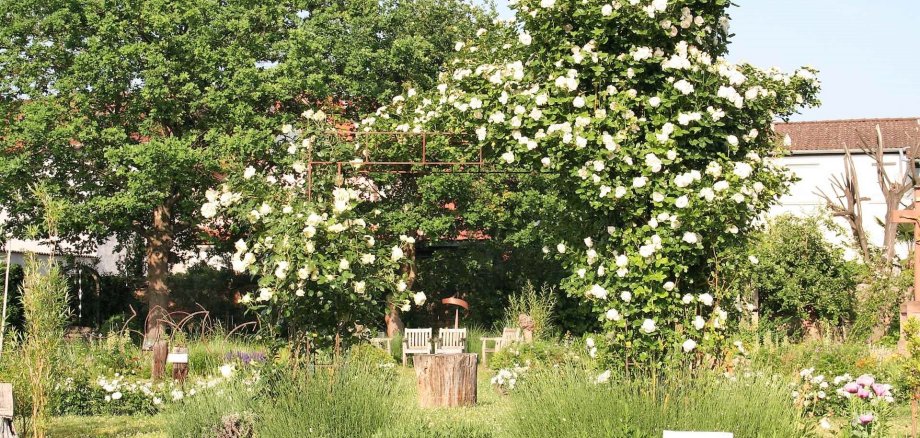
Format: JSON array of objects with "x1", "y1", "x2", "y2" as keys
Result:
[{"x1": 777, "y1": 117, "x2": 920, "y2": 125}]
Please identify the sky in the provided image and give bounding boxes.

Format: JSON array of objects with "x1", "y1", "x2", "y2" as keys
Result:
[{"x1": 488, "y1": 0, "x2": 920, "y2": 122}]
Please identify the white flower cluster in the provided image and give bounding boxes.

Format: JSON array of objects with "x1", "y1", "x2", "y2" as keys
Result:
[{"x1": 357, "y1": 0, "x2": 819, "y2": 357}]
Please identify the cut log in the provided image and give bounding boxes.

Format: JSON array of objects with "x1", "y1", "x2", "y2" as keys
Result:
[{"x1": 414, "y1": 353, "x2": 477, "y2": 408}]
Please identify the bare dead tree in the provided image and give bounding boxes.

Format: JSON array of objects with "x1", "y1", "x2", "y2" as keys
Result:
[
  {"x1": 857, "y1": 124, "x2": 917, "y2": 265},
  {"x1": 816, "y1": 143, "x2": 872, "y2": 261}
]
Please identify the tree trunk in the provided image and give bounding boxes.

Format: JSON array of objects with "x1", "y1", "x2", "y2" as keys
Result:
[
  {"x1": 385, "y1": 302, "x2": 404, "y2": 337},
  {"x1": 144, "y1": 203, "x2": 173, "y2": 349},
  {"x1": 414, "y1": 354, "x2": 477, "y2": 408},
  {"x1": 385, "y1": 241, "x2": 416, "y2": 337}
]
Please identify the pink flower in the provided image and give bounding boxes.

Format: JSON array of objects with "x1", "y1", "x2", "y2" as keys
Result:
[
  {"x1": 844, "y1": 382, "x2": 859, "y2": 393},
  {"x1": 871, "y1": 383, "x2": 892, "y2": 397},
  {"x1": 857, "y1": 387, "x2": 871, "y2": 399},
  {"x1": 858, "y1": 413, "x2": 874, "y2": 425},
  {"x1": 855, "y1": 374, "x2": 875, "y2": 387}
]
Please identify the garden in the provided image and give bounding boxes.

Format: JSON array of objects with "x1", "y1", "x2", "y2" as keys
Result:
[{"x1": 0, "y1": 0, "x2": 916, "y2": 437}]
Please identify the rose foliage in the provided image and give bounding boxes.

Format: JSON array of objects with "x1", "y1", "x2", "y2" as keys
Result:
[
  {"x1": 361, "y1": 0, "x2": 820, "y2": 363},
  {"x1": 203, "y1": 114, "x2": 416, "y2": 349}
]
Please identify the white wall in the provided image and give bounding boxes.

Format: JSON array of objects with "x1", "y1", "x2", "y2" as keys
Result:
[{"x1": 769, "y1": 150, "x2": 912, "y2": 259}]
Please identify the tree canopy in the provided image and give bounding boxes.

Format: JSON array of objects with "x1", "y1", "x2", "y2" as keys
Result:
[{"x1": 0, "y1": 0, "x2": 493, "y2": 340}]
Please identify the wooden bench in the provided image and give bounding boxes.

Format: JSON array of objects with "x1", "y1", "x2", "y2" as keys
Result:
[
  {"x1": 370, "y1": 336, "x2": 393, "y2": 355},
  {"x1": 402, "y1": 328, "x2": 433, "y2": 366},
  {"x1": 481, "y1": 327, "x2": 520, "y2": 367},
  {"x1": 435, "y1": 328, "x2": 467, "y2": 354}
]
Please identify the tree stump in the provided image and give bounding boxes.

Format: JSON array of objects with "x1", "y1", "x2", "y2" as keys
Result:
[{"x1": 414, "y1": 354, "x2": 477, "y2": 408}]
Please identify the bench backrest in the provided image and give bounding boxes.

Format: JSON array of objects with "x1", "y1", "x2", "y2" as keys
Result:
[
  {"x1": 405, "y1": 328, "x2": 433, "y2": 348},
  {"x1": 439, "y1": 328, "x2": 467, "y2": 348},
  {"x1": 0, "y1": 383, "x2": 12, "y2": 418},
  {"x1": 501, "y1": 327, "x2": 521, "y2": 344}
]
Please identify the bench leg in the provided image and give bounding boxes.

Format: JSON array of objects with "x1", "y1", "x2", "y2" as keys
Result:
[{"x1": 403, "y1": 351, "x2": 407, "y2": 367}]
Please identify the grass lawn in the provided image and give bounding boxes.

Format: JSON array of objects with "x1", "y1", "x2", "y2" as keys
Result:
[{"x1": 49, "y1": 415, "x2": 167, "y2": 438}]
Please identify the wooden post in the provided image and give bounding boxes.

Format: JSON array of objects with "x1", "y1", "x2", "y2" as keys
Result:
[
  {"x1": 152, "y1": 340, "x2": 168, "y2": 380},
  {"x1": 167, "y1": 347, "x2": 189, "y2": 383},
  {"x1": 893, "y1": 189, "x2": 920, "y2": 351},
  {"x1": 414, "y1": 353, "x2": 477, "y2": 408}
]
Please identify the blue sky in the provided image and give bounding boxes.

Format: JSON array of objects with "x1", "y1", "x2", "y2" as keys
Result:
[{"x1": 488, "y1": 1, "x2": 920, "y2": 121}]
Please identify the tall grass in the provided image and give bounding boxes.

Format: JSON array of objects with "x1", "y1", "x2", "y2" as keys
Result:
[
  {"x1": 506, "y1": 367, "x2": 812, "y2": 438},
  {"x1": 167, "y1": 363, "x2": 407, "y2": 438},
  {"x1": 501, "y1": 282, "x2": 556, "y2": 340},
  {"x1": 20, "y1": 255, "x2": 70, "y2": 438}
]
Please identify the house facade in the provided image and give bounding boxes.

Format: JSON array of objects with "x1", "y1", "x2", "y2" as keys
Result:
[{"x1": 772, "y1": 118, "x2": 920, "y2": 258}]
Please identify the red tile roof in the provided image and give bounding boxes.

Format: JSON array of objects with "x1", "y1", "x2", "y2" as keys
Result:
[{"x1": 774, "y1": 118, "x2": 920, "y2": 153}]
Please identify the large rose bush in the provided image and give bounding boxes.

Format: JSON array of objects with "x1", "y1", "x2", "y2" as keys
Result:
[
  {"x1": 202, "y1": 113, "x2": 415, "y2": 349},
  {"x1": 361, "y1": 0, "x2": 820, "y2": 363}
]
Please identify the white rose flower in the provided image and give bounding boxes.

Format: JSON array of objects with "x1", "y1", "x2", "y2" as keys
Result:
[
  {"x1": 692, "y1": 315, "x2": 706, "y2": 330},
  {"x1": 243, "y1": 166, "x2": 256, "y2": 179},
  {"x1": 682, "y1": 339, "x2": 697, "y2": 353},
  {"x1": 354, "y1": 281, "x2": 366, "y2": 294},
  {"x1": 601, "y1": 4, "x2": 613, "y2": 16},
  {"x1": 664, "y1": 281, "x2": 675, "y2": 291},
  {"x1": 733, "y1": 162, "x2": 753, "y2": 179},
  {"x1": 519, "y1": 32, "x2": 532, "y2": 46},
  {"x1": 698, "y1": 293, "x2": 714, "y2": 306},
  {"x1": 501, "y1": 151, "x2": 515, "y2": 164},
  {"x1": 674, "y1": 195, "x2": 689, "y2": 209},
  {"x1": 396, "y1": 280, "x2": 408, "y2": 292},
  {"x1": 648, "y1": 96, "x2": 661, "y2": 107},
  {"x1": 391, "y1": 246, "x2": 404, "y2": 262},
  {"x1": 540, "y1": 0, "x2": 555, "y2": 8},
  {"x1": 632, "y1": 177, "x2": 647, "y2": 188},
  {"x1": 682, "y1": 294, "x2": 694, "y2": 304},
  {"x1": 414, "y1": 291, "x2": 427, "y2": 306},
  {"x1": 615, "y1": 254, "x2": 628, "y2": 267},
  {"x1": 641, "y1": 319, "x2": 657, "y2": 334},
  {"x1": 201, "y1": 202, "x2": 218, "y2": 219},
  {"x1": 606, "y1": 308, "x2": 621, "y2": 321},
  {"x1": 620, "y1": 290, "x2": 632, "y2": 302},
  {"x1": 588, "y1": 284, "x2": 608, "y2": 299},
  {"x1": 682, "y1": 232, "x2": 698, "y2": 244}
]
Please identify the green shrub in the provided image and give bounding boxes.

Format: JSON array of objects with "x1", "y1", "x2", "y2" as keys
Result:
[
  {"x1": 726, "y1": 215, "x2": 860, "y2": 338},
  {"x1": 750, "y1": 339, "x2": 900, "y2": 383},
  {"x1": 490, "y1": 339, "x2": 584, "y2": 371},
  {"x1": 506, "y1": 367, "x2": 811, "y2": 438},
  {"x1": 347, "y1": 343, "x2": 397, "y2": 368}
]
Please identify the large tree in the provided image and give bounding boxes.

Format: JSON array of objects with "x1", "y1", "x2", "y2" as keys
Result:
[{"x1": 0, "y1": 0, "x2": 490, "y2": 343}]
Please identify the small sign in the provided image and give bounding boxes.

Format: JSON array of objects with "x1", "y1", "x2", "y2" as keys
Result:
[
  {"x1": 663, "y1": 432, "x2": 733, "y2": 438},
  {"x1": 166, "y1": 353, "x2": 189, "y2": 364},
  {"x1": 0, "y1": 383, "x2": 12, "y2": 418}
]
